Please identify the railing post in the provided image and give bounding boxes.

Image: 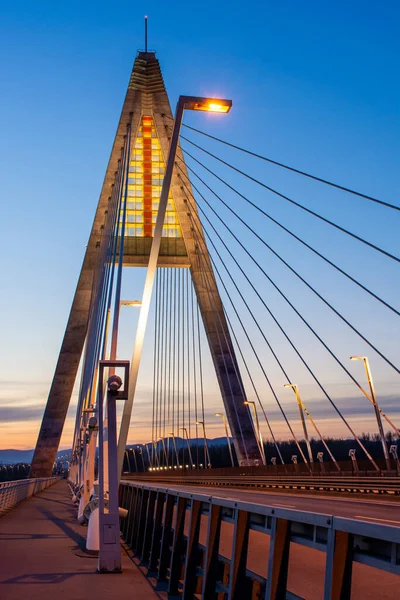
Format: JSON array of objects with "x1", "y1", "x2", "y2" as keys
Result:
[
  {"x1": 182, "y1": 499, "x2": 202, "y2": 599},
  {"x1": 158, "y1": 492, "x2": 175, "y2": 580},
  {"x1": 136, "y1": 488, "x2": 150, "y2": 553},
  {"x1": 324, "y1": 528, "x2": 353, "y2": 600},
  {"x1": 265, "y1": 517, "x2": 290, "y2": 600},
  {"x1": 201, "y1": 503, "x2": 222, "y2": 599},
  {"x1": 149, "y1": 491, "x2": 166, "y2": 571},
  {"x1": 228, "y1": 509, "x2": 250, "y2": 599},
  {"x1": 168, "y1": 495, "x2": 187, "y2": 594},
  {"x1": 141, "y1": 489, "x2": 157, "y2": 562},
  {"x1": 125, "y1": 486, "x2": 137, "y2": 547}
]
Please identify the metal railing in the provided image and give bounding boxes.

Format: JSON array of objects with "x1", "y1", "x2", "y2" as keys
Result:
[
  {"x1": 0, "y1": 477, "x2": 59, "y2": 517},
  {"x1": 120, "y1": 480, "x2": 400, "y2": 600}
]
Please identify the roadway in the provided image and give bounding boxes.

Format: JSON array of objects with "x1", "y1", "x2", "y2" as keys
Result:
[{"x1": 123, "y1": 479, "x2": 400, "y2": 599}]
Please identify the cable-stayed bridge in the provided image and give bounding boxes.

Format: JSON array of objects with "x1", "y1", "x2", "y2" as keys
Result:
[{"x1": 1, "y1": 41, "x2": 399, "y2": 600}]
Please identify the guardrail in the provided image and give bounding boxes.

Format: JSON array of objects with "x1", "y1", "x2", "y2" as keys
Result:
[
  {"x1": 120, "y1": 480, "x2": 400, "y2": 600},
  {"x1": 0, "y1": 477, "x2": 59, "y2": 516},
  {"x1": 124, "y1": 472, "x2": 400, "y2": 496}
]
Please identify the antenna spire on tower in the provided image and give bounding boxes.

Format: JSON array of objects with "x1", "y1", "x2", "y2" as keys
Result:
[{"x1": 144, "y1": 16, "x2": 148, "y2": 52}]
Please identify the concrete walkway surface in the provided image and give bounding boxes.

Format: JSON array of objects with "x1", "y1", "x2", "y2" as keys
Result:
[{"x1": 0, "y1": 480, "x2": 165, "y2": 600}]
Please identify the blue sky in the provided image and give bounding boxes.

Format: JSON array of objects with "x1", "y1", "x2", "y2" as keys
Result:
[{"x1": 0, "y1": 1, "x2": 399, "y2": 450}]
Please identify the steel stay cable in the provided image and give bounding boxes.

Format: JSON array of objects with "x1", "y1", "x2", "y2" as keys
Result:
[
  {"x1": 180, "y1": 177, "x2": 310, "y2": 467},
  {"x1": 180, "y1": 148, "x2": 399, "y2": 317},
  {"x1": 189, "y1": 234, "x2": 250, "y2": 464},
  {"x1": 181, "y1": 186, "x2": 288, "y2": 464},
  {"x1": 179, "y1": 122, "x2": 400, "y2": 213},
  {"x1": 298, "y1": 397, "x2": 340, "y2": 470},
  {"x1": 178, "y1": 155, "x2": 400, "y2": 376},
  {"x1": 223, "y1": 304, "x2": 285, "y2": 465},
  {"x1": 177, "y1": 167, "x2": 379, "y2": 470},
  {"x1": 168, "y1": 268, "x2": 173, "y2": 465},
  {"x1": 177, "y1": 159, "x2": 400, "y2": 437},
  {"x1": 74, "y1": 147, "x2": 126, "y2": 448},
  {"x1": 152, "y1": 270, "x2": 159, "y2": 462},
  {"x1": 190, "y1": 277, "x2": 199, "y2": 467},
  {"x1": 180, "y1": 135, "x2": 400, "y2": 264},
  {"x1": 176, "y1": 160, "x2": 384, "y2": 402},
  {"x1": 186, "y1": 268, "x2": 192, "y2": 457},
  {"x1": 179, "y1": 200, "x2": 251, "y2": 463}
]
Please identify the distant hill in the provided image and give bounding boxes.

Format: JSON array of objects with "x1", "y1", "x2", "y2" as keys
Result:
[
  {"x1": 0, "y1": 449, "x2": 34, "y2": 464},
  {"x1": 0, "y1": 438, "x2": 229, "y2": 465},
  {"x1": 0, "y1": 448, "x2": 72, "y2": 465}
]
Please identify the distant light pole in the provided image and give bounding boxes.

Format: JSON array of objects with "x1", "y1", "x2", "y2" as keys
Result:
[
  {"x1": 349, "y1": 449, "x2": 359, "y2": 473},
  {"x1": 169, "y1": 433, "x2": 180, "y2": 468},
  {"x1": 216, "y1": 412, "x2": 235, "y2": 467},
  {"x1": 145, "y1": 443, "x2": 152, "y2": 468},
  {"x1": 151, "y1": 440, "x2": 160, "y2": 469},
  {"x1": 137, "y1": 446, "x2": 145, "y2": 472},
  {"x1": 350, "y1": 356, "x2": 390, "y2": 470},
  {"x1": 244, "y1": 401, "x2": 266, "y2": 465},
  {"x1": 117, "y1": 96, "x2": 232, "y2": 474},
  {"x1": 180, "y1": 427, "x2": 194, "y2": 468},
  {"x1": 196, "y1": 421, "x2": 212, "y2": 468},
  {"x1": 158, "y1": 437, "x2": 168, "y2": 467},
  {"x1": 284, "y1": 384, "x2": 313, "y2": 465},
  {"x1": 130, "y1": 448, "x2": 138, "y2": 472}
]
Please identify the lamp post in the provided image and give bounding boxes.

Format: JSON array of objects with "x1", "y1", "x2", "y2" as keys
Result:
[
  {"x1": 137, "y1": 446, "x2": 145, "y2": 472},
  {"x1": 244, "y1": 401, "x2": 266, "y2": 465},
  {"x1": 350, "y1": 356, "x2": 390, "y2": 470},
  {"x1": 169, "y1": 433, "x2": 180, "y2": 468},
  {"x1": 117, "y1": 96, "x2": 232, "y2": 475},
  {"x1": 145, "y1": 443, "x2": 152, "y2": 469},
  {"x1": 216, "y1": 412, "x2": 235, "y2": 467},
  {"x1": 158, "y1": 437, "x2": 168, "y2": 467},
  {"x1": 196, "y1": 421, "x2": 212, "y2": 468},
  {"x1": 284, "y1": 384, "x2": 314, "y2": 465},
  {"x1": 151, "y1": 440, "x2": 160, "y2": 469},
  {"x1": 180, "y1": 427, "x2": 194, "y2": 468}
]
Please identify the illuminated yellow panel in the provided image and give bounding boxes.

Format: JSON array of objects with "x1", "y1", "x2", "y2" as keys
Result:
[{"x1": 121, "y1": 116, "x2": 181, "y2": 238}]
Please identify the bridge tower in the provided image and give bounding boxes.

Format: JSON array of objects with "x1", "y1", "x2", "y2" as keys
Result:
[{"x1": 30, "y1": 49, "x2": 262, "y2": 477}]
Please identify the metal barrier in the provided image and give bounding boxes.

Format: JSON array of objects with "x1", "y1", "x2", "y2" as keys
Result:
[
  {"x1": 120, "y1": 480, "x2": 400, "y2": 600},
  {"x1": 126, "y1": 473, "x2": 400, "y2": 496},
  {"x1": 0, "y1": 477, "x2": 59, "y2": 517}
]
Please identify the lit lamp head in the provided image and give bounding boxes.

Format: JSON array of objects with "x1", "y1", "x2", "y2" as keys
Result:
[
  {"x1": 215, "y1": 412, "x2": 223, "y2": 417},
  {"x1": 243, "y1": 401, "x2": 255, "y2": 406},
  {"x1": 350, "y1": 356, "x2": 366, "y2": 361},
  {"x1": 120, "y1": 300, "x2": 142, "y2": 307},
  {"x1": 195, "y1": 420, "x2": 204, "y2": 426},
  {"x1": 181, "y1": 96, "x2": 232, "y2": 114}
]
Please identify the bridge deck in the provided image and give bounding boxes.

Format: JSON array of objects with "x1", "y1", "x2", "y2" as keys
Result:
[{"x1": 0, "y1": 480, "x2": 163, "y2": 600}]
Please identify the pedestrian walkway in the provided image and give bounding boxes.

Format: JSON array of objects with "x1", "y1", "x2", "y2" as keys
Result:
[{"x1": 0, "y1": 480, "x2": 165, "y2": 600}]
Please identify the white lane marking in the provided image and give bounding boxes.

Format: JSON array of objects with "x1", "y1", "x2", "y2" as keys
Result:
[{"x1": 355, "y1": 515, "x2": 400, "y2": 524}]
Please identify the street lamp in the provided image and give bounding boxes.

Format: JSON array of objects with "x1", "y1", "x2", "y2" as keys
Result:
[
  {"x1": 158, "y1": 437, "x2": 168, "y2": 467},
  {"x1": 284, "y1": 384, "x2": 314, "y2": 465},
  {"x1": 180, "y1": 427, "x2": 194, "y2": 468},
  {"x1": 137, "y1": 446, "x2": 145, "y2": 472},
  {"x1": 120, "y1": 300, "x2": 142, "y2": 307},
  {"x1": 196, "y1": 421, "x2": 212, "y2": 468},
  {"x1": 216, "y1": 413, "x2": 235, "y2": 467},
  {"x1": 117, "y1": 95, "x2": 232, "y2": 474},
  {"x1": 350, "y1": 356, "x2": 390, "y2": 470},
  {"x1": 169, "y1": 433, "x2": 180, "y2": 468},
  {"x1": 244, "y1": 401, "x2": 266, "y2": 465}
]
